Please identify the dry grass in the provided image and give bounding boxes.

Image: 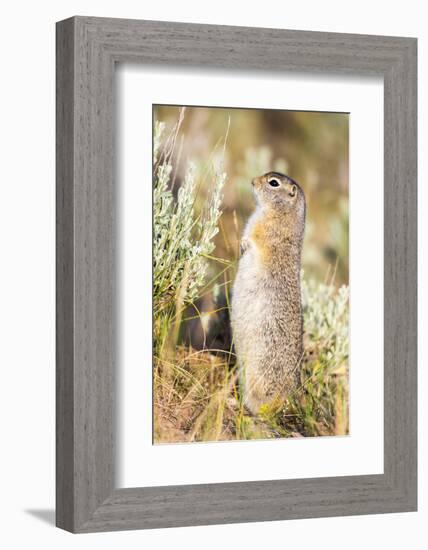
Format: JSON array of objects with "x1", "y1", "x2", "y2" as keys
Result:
[{"x1": 153, "y1": 275, "x2": 349, "y2": 444}]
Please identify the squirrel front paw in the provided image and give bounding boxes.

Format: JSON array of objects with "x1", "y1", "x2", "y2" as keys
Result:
[{"x1": 240, "y1": 238, "x2": 250, "y2": 257}]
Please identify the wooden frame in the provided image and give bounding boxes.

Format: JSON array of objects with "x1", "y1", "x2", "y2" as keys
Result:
[{"x1": 56, "y1": 16, "x2": 417, "y2": 533}]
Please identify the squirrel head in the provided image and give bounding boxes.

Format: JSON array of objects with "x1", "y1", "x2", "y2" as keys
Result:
[{"x1": 251, "y1": 172, "x2": 306, "y2": 234}]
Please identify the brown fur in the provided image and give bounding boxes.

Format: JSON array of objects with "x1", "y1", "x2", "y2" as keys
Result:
[{"x1": 231, "y1": 172, "x2": 306, "y2": 414}]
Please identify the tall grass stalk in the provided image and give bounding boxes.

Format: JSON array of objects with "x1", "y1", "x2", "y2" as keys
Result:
[{"x1": 153, "y1": 116, "x2": 226, "y2": 351}]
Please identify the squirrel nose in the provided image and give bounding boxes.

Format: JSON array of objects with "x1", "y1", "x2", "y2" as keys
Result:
[{"x1": 251, "y1": 178, "x2": 257, "y2": 187}]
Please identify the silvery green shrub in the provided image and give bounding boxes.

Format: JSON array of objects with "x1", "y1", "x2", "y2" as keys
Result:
[{"x1": 153, "y1": 120, "x2": 226, "y2": 321}]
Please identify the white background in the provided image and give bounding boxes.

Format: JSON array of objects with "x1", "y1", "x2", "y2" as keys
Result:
[
  {"x1": 118, "y1": 67, "x2": 384, "y2": 487},
  {"x1": 0, "y1": 1, "x2": 425, "y2": 549}
]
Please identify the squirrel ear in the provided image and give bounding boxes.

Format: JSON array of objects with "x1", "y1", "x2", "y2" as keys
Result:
[{"x1": 289, "y1": 184, "x2": 297, "y2": 197}]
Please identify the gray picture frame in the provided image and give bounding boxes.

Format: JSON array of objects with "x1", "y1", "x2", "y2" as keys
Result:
[{"x1": 56, "y1": 16, "x2": 417, "y2": 533}]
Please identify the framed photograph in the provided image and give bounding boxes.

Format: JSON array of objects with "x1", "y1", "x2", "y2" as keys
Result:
[{"x1": 56, "y1": 16, "x2": 417, "y2": 532}]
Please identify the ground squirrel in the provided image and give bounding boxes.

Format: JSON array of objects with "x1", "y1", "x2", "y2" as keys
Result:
[{"x1": 231, "y1": 171, "x2": 306, "y2": 415}]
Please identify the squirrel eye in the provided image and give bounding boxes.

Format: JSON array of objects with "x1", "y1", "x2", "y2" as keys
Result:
[
  {"x1": 268, "y1": 179, "x2": 280, "y2": 188},
  {"x1": 289, "y1": 184, "x2": 297, "y2": 197}
]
